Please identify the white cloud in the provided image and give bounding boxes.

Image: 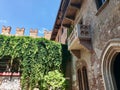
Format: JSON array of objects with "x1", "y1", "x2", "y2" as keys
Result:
[
  {"x1": 0, "y1": 19, "x2": 7, "y2": 23},
  {"x1": 39, "y1": 27, "x2": 48, "y2": 34}
]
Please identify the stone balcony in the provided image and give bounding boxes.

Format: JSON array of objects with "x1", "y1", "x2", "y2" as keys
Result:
[{"x1": 67, "y1": 24, "x2": 92, "y2": 51}]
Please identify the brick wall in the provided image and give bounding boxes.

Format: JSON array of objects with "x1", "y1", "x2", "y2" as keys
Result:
[
  {"x1": 0, "y1": 73, "x2": 21, "y2": 90},
  {"x1": 1, "y1": 26, "x2": 11, "y2": 35},
  {"x1": 30, "y1": 29, "x2": 38, "y2": 38},
  {"x1": 0, "y1": 26, "x2": 52, "y2": 39},
  {"x1": 44, "y1": 30, "x2": 52, "y2": 40},
  {"x1": 16, "y1": 28, "x2": 25, "y2": 36}
]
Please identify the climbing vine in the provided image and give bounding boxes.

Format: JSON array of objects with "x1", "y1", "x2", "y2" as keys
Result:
[{"x1": 0, "y1": 35, "x2": 66, "y2": 90}]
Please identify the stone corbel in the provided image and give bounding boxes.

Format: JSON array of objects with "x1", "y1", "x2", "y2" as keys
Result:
[
  {"x1": 79, "y1": 39, "x2": 93, "y2": 51},
  {"x1": 71, "y1": 50, "x2": 81, "y2": 59}
]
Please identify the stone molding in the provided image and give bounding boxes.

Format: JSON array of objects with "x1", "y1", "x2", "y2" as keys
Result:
[{"x1": 101, "y1": 38, "x2": 120, "y2": 90}]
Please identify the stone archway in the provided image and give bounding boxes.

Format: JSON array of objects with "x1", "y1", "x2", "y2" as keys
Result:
[{"x1": 101, "y1": 39, "x2": 120, "y2": 90}]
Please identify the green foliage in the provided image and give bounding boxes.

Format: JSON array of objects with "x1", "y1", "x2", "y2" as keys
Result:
[
  {"x1": 61, "y1": 45, "x2": 71, "y2": 75},
  {"x1": 0, "y1": 35, "x2": 66, "y2": 90},
  {"x1": 43, "y1": 70, "x2": 66, "y2": 90},
  {"x1": 67, "y1": 25, "x2": 74, "y2": 38}
]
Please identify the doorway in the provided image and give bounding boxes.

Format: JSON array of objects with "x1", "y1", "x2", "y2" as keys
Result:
[
  {"x1": 101, "y1": 40, "x2": 120, "y2": 90},
  {"x1": 113, "y1": 53, "x2": 120, "y2": 89}
]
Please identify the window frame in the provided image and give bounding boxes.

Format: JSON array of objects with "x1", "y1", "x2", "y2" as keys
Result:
[
  {"x1": 95, "y1": 0, "x2": 109, "y2": 16},
  {"x1": 77, "y1": 66, "x2": 89, "y2": 90}
]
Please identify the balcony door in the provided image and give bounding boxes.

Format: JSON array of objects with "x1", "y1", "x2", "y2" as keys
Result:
[{"x1": 113, "y1": 53, "x2": 120, "y2": 89}]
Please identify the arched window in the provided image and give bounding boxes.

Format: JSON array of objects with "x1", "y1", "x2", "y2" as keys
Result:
[
  {"x1": 77, "y1": 69, "x2": 83, "y2": 90},
  {"x1": 82, "y1": 67, "x2": 89, "y2": 90},
  {"x1": 113, "y1": 53, "x2": 120, "y2": 89},
  {"x1": 101, "y1": 40, "x2": 120, "y2": 90},
  {"x1": 77, "y1": 66, "x2": 89, "y2": 90}
]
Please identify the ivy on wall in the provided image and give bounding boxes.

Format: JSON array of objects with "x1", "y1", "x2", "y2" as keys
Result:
[
  {"x1": 67, "y1": 25, "x2": 74, "y2": 38},
  {"x1": 0, "y1": 35, "x2": 66, "y2": 90},
  {"x1": 61, "y1": 45, "x2": 71, "y2": 75}
]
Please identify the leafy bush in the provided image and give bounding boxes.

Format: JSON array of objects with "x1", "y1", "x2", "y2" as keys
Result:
[
  {"x1": 0, "y1": 35, "x2": 67, "y2": 90},
  {"x1": 43, "y1": 70, "x2": 66, "y2": 90}
]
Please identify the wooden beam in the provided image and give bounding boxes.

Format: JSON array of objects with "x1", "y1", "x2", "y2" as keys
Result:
[
  {"x1": 70, "y1": 3, "x2": 81, "y2": 10},
  {"x1": 55, "y1": 25, "x2": 61, "y2": 29},
  {"x1": 62, "y1": 24, "x2": 71, "y2": 28},
  {"x1": 65, "y1": 15, "x2": 75, "y2": 21}
]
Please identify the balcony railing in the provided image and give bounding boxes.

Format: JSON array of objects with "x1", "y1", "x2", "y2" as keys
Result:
[{"x1": 68, "y1": 24, "x2": 91, "y2": 48}]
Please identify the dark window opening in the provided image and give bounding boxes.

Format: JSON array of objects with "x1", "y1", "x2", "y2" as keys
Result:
[
  {"x1": 0, "y1": 56, "x2": 20, "y2": 73},
  {"x1": 77, "y1": 67, "x2": 89, "y2": 90},
  {"x1": 82, "y1": 67, "x2": 89, "y2": 90},
  {"x1": 0, "y1": 56, "x2": 11, "y2": 72},
  {"x1": 113, "y1": 53, "x2": 120, "y2": 89},
  {"x1": 79, "y1": 18, "x2": 83, "y2": 25},
  {"x1": 95, "y1": 0, "x2": 106, "y2": 9},
  {"x1": 11, "y1": 58, "x2": 20, "y2": 73},
  {"x1": 78, "y1": 69, "x2": 83, "y2": 90}
]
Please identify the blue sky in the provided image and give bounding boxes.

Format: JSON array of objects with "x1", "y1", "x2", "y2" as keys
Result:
[{"x1": 0, "y1": 0, "x2": 61, "y2": 36}]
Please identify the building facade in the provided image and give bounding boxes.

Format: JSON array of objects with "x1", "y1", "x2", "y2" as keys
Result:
[{"x1": 51, "y1": 0, "x2": 120, "y2": 90}]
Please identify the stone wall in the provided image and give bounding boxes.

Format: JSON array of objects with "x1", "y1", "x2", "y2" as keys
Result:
[
  {"x1": 71, "y1": 0, "x2": 120, "y2": 90},
  {"x1": 0, "y1": 76, "x2": 21, "y2": 90}
]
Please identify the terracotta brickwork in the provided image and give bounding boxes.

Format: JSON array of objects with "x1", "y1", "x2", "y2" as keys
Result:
[
  {"x1": 16, "y1": 27, "x2": 25, "y2": 36},
  {"x1": 30, "y1": 29, "x2": 38, "y2": 38},
  {"x1": 1, "y1": 26, "x2": 11, "y2": 35},
  {"x1": 1, "y1": 26, "x2": 51, "y2": 39},
  {"x1": 44, "y1": 30, "x2": 52, "y2": 40}
]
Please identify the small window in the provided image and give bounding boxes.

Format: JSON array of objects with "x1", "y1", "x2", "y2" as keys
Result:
[
  {"x1": 77, "y1": 67, "x2": 89, "y2": 90},
  {"x1": 0, "y1": 56, "x2": 20, "y2": 73},
  {"x1": 95, "y1": 0, "x2": 109, "y2": 15},
  {"x1": 77, "y1": 69, "x2": 83, "y2": 90},
  {"x1": 82, "y1": 67, "x2": 89, "y2": 90},
  {"x1": 96, "y1": 0, "x2": 106, "y2": 9}
]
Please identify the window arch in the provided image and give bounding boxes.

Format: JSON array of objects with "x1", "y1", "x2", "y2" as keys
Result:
[
  {"x1": 101, "y1": 39, "x2": 120, "y2": 90},
  {"x1": 77, "y1": 69, "x2": 83, "y2": 90},
  {"x1": 82, "y1": 67, "x2": 89, "y2": 90},
  {"x1": 77, "y1": 66, "x2": 89, "y2": 90}
]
